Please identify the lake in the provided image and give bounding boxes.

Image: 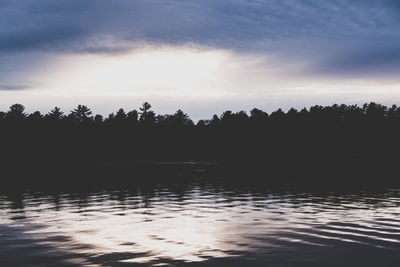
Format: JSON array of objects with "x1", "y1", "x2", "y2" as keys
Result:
[{"x1": 1, "y1": 170, "x2": 400, "y2": 266}]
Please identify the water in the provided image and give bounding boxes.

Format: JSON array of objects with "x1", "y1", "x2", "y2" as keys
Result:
[{"x1": 1, "y1": 179, "x2": 400, "y2": 266}]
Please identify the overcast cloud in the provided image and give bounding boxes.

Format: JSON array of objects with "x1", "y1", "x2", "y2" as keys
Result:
[{"x1": 1, "y1": 1, "x2": 400, "y2": 69}]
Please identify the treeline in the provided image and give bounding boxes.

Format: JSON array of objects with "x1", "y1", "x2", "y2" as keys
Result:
[
  {"x1": 3, "y1": 101, "x2": 400, "y2": 128},
  {"x1": 1, "y1": 101, "x2": 400, "y2": 187}
]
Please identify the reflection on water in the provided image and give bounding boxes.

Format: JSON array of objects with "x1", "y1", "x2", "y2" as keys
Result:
[{"x1": 1, "y1": 181, "x2": 400, "y2": 266}]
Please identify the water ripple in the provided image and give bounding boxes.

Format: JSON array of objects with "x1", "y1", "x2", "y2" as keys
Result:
[{"x1": 1, "y1": 186, "x2": 400, "y2": 266}]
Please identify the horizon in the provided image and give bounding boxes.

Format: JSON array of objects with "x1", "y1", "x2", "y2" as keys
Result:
[{"x1": 1, "y1": 100, "x2": 398, "y2": 122}]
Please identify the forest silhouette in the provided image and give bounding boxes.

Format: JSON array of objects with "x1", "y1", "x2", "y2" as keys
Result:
[{"x1": 1, "y1": 102, "x2": 400, "y2": 189}]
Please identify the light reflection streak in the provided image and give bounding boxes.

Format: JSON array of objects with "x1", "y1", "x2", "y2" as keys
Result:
[{"x1": 1, "y1": 188, "x2": 400, "y2": 265}]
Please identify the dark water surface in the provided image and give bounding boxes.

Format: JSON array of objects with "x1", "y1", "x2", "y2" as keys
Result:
[{"x1": 1, "y1": 172, "x2": 400, "y2": 266}]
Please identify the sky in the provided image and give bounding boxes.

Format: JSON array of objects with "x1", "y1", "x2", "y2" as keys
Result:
[{"x1": 1, "y1": 0, "x2": 400, "y2": 119}]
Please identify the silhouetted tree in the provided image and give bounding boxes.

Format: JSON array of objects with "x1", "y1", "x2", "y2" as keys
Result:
[
  {"x1": 166, "y1": 110, "x2": 194, "y2": 127},
  {"x1": 141, "y1": 110, "x2": 156, "y2": 126},
  {"x1": 6, "y1": 104, "x2": 26, "y2": 120},
  {"x1": 70, "y1": 105, "x2": 93, "y2": 125},
  {"x1": 364, "y1": 102, "x2": 387, "y2": 122},
  {"x1": 269, "y1": 108, "x2": 285, "y2": 121},
  {"x1": 220, "y1": 110, "x2": 233, "y2": 121},
  {"x1": 46, "y1": 107, "x2": 64, "y2": 120},
  {"x1": 94, "y1": 114, "x2": 104, "y2": 124},
  {"x1": 197, "y1": 119, "x2": 210, "y2": 127},
  {"x1": 139, "y1": 102, "x2": 155, "y2": 125},
  {"x1": 28, "y1": 111, "x2": 43, "y2": 121},
  {"x1": 115, "y1": 108, "x2": 127, "y2": 121},
  {"x1": 139, "y1": 102, "x2": 151, "y2": 120},
  {"x1": 235, "y1": 111, "x2": 249, "y2": 121},
  {"x1": 210, "y1": 114, "x2": 220, "y2": 126},
  {"x1": 105, "y1": 113, "x2": 115, "y2": 123},
  {"x1": 250, "y1": 108, "x2": 268, "y2": 121},
  {"x1": 127, "y1": 110, "x2": 139, "y2": 124}
]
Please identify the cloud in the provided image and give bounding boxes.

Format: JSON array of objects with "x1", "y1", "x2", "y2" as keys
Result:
[
  {"x1": 1, "y1": 1, "x2": 399, "y2": 50},
  {"x1": 0, "y1": 83, "x2": 32, "y2": 90},
  {"x1": 0, "y1": 0, "x2": 400, "y2": 91},
  {"x1": 308, "y1": 42, "x2": 400, "y2": 78}
]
